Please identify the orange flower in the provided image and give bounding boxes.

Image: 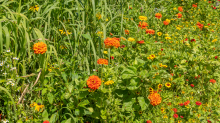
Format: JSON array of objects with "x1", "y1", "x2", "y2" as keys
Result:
[
  {"x1": 104, "y1": 37, "x2": 120, "y2": 48},
  {"x1": 137, "y1": 40, "x2": 145, "y2": 44},
  {"x1": 178, "y1": 7, "x2": 183, "y2": 12},
  {"x1": 148, "y1": 92, "x2": 162, "y2": 106},
  {"x1": 155, "y1": 13, "x2": 162, "y2": 19},
  {"x1": 125, "y1": 29, "x2": 129, "y2": 35},
  {"x1": 146, "y1": 29, "x2": 155, "y2": 35},
  {"x1": 138, "y1": 21, "x2": 148, "y2": 29},
  {"x1": 97, "y1": 58, "x2": 108, "y2": 65},
  {"x1": 184, "y1": 100, "x2": 190, "y2": 106},
  {"x1": 209, "y1": 79, "x2": 216, "y2": 84},
  {"x1": 192, "y1": 4, "x2": 197, "y2": 8},
  {"x1": 176, "y1": 13, "x2": 182, "y2": 18},
  {"x1": 163, "y1": 19, "x2": 170, "y2": 25},
  {"x1": 87, "y1": 75, "x2": 102, "y2": 90},
  {"x1": 33, "y1": 42, "x2": 47, "y2": 54},
  {"x1": 196, "y1": 22, "x2": 204, "y2": 30}
]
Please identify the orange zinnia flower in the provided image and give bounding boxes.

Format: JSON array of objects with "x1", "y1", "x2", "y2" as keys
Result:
[
  {"x1": 178, "y1": 7, "x2": 183, "y2": 12},
  {"x1": 155, "y1": 13, "x2": 162, "y2": 19},
  {"x1": 137, "y1": 40, "x2": 145, "y2": 44},
  {"x1": 104, "y1": 37, "x2": 120, "y2": 48},
  {"x1": 184, "y1": 100, "x2": 190, "y2": 106},
  {"x1": 163, "y1": 19, "x2": 170, "y2": 25},
  {"x1": 33, "y1": 42, "x2": 47, "y2": 54},
  {"x1": 196, "y1": 22, "x2": 204, "y2": 30},
  {"x1": 125, "y1": 29, "x2": 129, "y2": 35},
  {"x1": 97, "y1": 58, "x2": 108, "y2": 65},
  {"x1": 146, "y1": 29, "x2": 155, "y2": 35},
  {"x1": 209, "y1": 79, "x2": 216, "y2": 84},
  {"x1": 138, "y1": 21, "x2": 148, "y2": 29},
  {"x1": 192, "y1": 4, "x2": 197, "y2": 8},
  {"x1": 148, "y1": 92, "x2": 162, "y2": 106},
  {"x1": 87, "y1": 75, "x2": 102, "y2": 90},
  {"x1": 176, "y1": 13, "x2": 182, "y2": 18}
]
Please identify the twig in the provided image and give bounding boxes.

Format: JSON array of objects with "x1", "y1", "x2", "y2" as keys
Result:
[{"x1": 17, "y1": 69, "x2": 42, "y2": 105}]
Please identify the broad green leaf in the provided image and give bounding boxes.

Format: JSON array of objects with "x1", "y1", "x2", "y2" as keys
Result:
[
  {"x1": 78, "y1": 100, "x2": 89, "y2": 107},
  {"x1": 137, "y1": 97, "x2": 147, "y2": 111}
]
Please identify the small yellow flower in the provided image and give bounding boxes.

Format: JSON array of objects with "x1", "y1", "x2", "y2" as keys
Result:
[
  {"x1": 212, "y1": 39, "x2": 217, "y2": 42},
  {"x1": 165, "y1": 37, "x2": 171, "y2": 40},
  {"x1": 176, "y1": 27, "x2": 181, "y2": 30},
  {"x1": 165, "y1": 82, "x2": 171, "y2": 88},
  {"x1": 163, "y1": 115, "x2": 168, "y2": 119},
  {"x1": 139, "y1": 16, "x2": 147, "y2": 21},
  {"x1": 165, "y1": 19, "x2": 171, "y2": 23},
  {"x1": 173, "y1": 8, "x2": 176, "y2": 10},
  {"x1": 128, "y1": 37, "x2": 135, "y2": 42},
  {"x1": 96, "y1": 13, "x2": 101, "y2": 20},
  {"x1": 103, "y1": 51, "x2": 108, "y2": 54},
  {"x1": 157, "y1": 32, "x2": 162, "y2": 36},
  {"x1": 106, "y1": 18, "x2": 109, "y2": 21},
  {"x1": 30, "y1": 102, "x2": 44, "y2": 112},
  {"x1": 29, "y1": 5, "x2": 39, "y2": 12},
  {"x1": 104, "y1": 80, "x2": 114, "y2": 85}
]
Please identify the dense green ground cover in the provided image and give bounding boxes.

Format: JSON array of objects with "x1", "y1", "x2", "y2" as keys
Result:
[{"x1": 0, "y1": 0, "x2": 220, "y2": 122}]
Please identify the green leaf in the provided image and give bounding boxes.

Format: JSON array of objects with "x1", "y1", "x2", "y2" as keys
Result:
[
  {"x1": 78, "y1": 100, "x2": 89, "y2": 107},
  {"x1": 42, "y1": 110, "x2": 48, "y2": 118},
  {"x1": 65, "y1": 118, "x2": 71, "y2": 123},
  {"x1": 137, "y1": 97, "x2": 147, "y2": 111},
  {"x1": 121, "y1": 74, "x2": 134, "y2": 79},
  {"x1": 47, "y1": 93, "x2": 54, "y2": 104},
  {"x1": 42, "y1": 88, "x2": 47, "y2": 96},
  {"x1": 75, "y1": 109, "x2": 80, "y2": 116}
]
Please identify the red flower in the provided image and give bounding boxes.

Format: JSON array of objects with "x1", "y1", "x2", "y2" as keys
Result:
[
  {"x1": 184, "y1": 100, "x2": 190, "y2": 106},
  {"x1": 137, "y1": 40, "x2": 145, "y2": 44},
  {"x1": 173, "y1": 114, "x2": 178, "y2": 118},
  {"x1": 146, "y1": 120, "x2": 152, "y2": 123},
  {"x1": 111, "y1": 56, "x2": 114, "y2": 60},
  {"x1": 215, "y1": 56, "x2": 218, "y2": 59},
  {"x1": 179, "y1": 103, "x2": 184, "y2": 106},
  {"x1": 191, "y1": 39, "x2": 196, "y2": 42},
  {"x1": 196, "y1": 101, "x2": 202, "y2": 106},
  {"x1": 163, "y1": 20, "x2": 170, "y2": 25},
  {"x1": 186, "y1": 79, "x2": 189, "y2": 81},
  {"x1": 185, "y1": 38, "x2": 188, "y2": 41},
  {"x1": 110, "y1": 33, "x2": 113, "y2": 35},
  {"x1": 209, "y1": 79, "x2": 216, "y2": 84},
  {"x1": 213, "y1": 7, "x2": 216, "y2": 9},
  {"x1": 190, "y1": 84, "x2": 194, "y2": 87},
  {"x1": 207, "y1": 120, "x2": 212, "y2": 123},
  {"x1": 120, "y1": 45, "x2": 125, "y2": 48},
  {"x1": 173, "y1": 108, "x2": 177, "y2": 113},
  {"x1": 170, "y1": 73, "x2": 174, "y2": 76},
  {"x1": 161, "y1": 48, "x2": 163, "y2": 51},
  {"x1": 208, "y1": 1, "x2": 211, "y2": 3},
  {"x1": 43, "y1": 121, "x2": 50, "y2": 123},
  {"x1": 208, "y1": 23, "x2": 210, "y2": 26},
  {"x1": 180, "y1": 116, "x2": 184, "y2": 118}
]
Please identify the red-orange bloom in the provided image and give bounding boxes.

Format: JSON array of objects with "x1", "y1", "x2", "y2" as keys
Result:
[
  {"x1": 125, "y1": 29, "x2": 129, "y2": 35},
  {"x1": 146, "y1": 29, "x2": 155, "y2": 35},
  {"x1": 155, "y1": 13, "x2": 162, "y2": 19},
  {"x1": 104, "y1": 37, "x2": 120, "y2": 48},
  {"x1": 137, "y1": 40, "x2": 145, "y2": 44},
  {"x1": 87, "y1": 75, "x2": 102, "y2": 90},
  {"x1": 184, "y1": 100, "x2": 190, "y2": 106},
  {"x1": 210, "y1": 79, "x2": 216, "y2": 84},
  {"x1": 97, "y1": 58, "x2": 108, "y2": 65},
  {"x1": 176, "y1": 13, "x2": 182, "y2": 18},
  {"x1": 196, "y1": 22, "x2": 204, "y2": 30},
  {"x1": 192, "y1": 4, "x2": 197, "y2": 8},
  {"x1": 138, "y1": 21, "x2": 148, "y2": 29},
  {"x1": 148, "y1": 92, "x2": 162, "y2": 106},
  {"x1": 33, "y1": 42, "x2": 47, "y2": 54},
  {"x1": 178, "y1": 7, "x2": 183, "y2": 12},
  {"x1": 163, "y1": 20, "x2": 170, "y2": 25}
]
